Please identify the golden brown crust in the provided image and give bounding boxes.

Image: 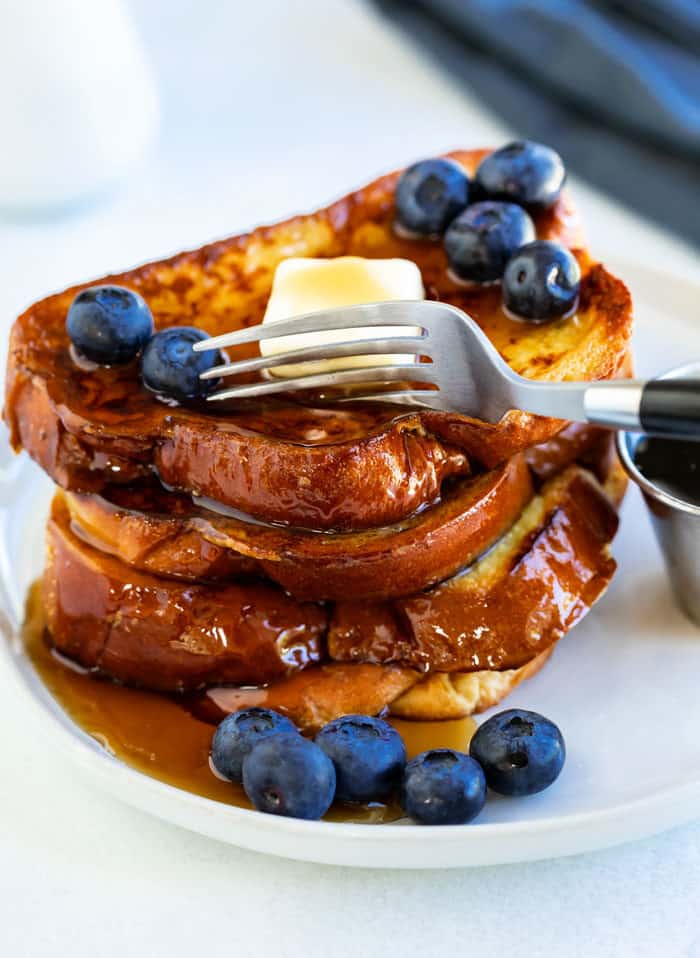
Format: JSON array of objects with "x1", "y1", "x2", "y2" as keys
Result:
[
  {"x1": 44, "y1": 497, "x2": 327, "y2": 692},
  {"x1": 387, "y1": 456, "x2": 627, "y2": 722},
  {"x1": 388, "y1": 650, "x2": 553, "y2": 720},
  {"x1": 199, "y1": 664, "x2": 422, "y2": 733},
  {"x1": 63, "y1": 454, "x2": 535, "y2": 600},
  {"x1": 329, "y1": 464, "x2": 618, "y2": 673},
  {"x1": 194, "y1": 653, "x2": 552, "y2": 731},
  {"x1": 44, "y1": 454, "x2": 622, "y2": 698},
  {"x1": 5, "y1": 149, "x2": 633, "y2": 530},
  {"x1": 62, "y1": 420, "x2": 618, "y2": 602}
]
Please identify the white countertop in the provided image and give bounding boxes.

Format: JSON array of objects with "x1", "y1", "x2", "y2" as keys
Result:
[{"x1": 1, "y1": 2, "x2": 699, "y2": 955}]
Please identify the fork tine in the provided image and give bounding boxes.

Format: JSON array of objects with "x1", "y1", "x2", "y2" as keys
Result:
[
  {"x1": 333, "y1": 390, "x2": 443, "y2": 409},
  {"x1": 193, "y1": 301, "x2": 427, "y2": 352},
  {"x1": 199, "y1": 336, "x2": 429, "y2": 380},
  {"x1": 207, "y1": 363, "x2": 437, "y2": 402}
]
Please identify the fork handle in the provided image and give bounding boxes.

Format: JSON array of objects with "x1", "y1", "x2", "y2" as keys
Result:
[
  {"x1": 584, "y1": 380, "x2": 700, "y2": 437},
  {"x1": 639, "y1": 381, "x2": 700, "y2": 436}
]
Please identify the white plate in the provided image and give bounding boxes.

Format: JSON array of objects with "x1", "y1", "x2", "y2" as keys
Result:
[{"x1": 2, "y1": 258, "x2": 700, "y2": 869}]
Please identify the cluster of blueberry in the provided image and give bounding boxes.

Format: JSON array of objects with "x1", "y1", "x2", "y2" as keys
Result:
[
  {"x1": 394, "y1": 141, "x2": 580, "y2": 322},
  {"x1": 66, "y1": 285, "x2": 221, "y2": 401},
  {"x1": 65, "y1": 144, "x2": 577, "y2": 399},
  {"x1": 210, "y1": 707, "x2": 566, "y2": 825}
]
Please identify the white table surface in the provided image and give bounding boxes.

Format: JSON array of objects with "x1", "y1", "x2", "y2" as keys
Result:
[{"x1": 1, "y1": 2, "x2": 699, "y2": 955}]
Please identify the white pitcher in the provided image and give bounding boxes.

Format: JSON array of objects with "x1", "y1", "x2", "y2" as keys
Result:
[{"x1": 0, "y1": 0, "x2": 159, "y2": 213}]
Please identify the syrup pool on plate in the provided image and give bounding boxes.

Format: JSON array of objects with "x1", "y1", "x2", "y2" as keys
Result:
[{"x1": 22, "y1": 583, "x2": 476, "y2": 824}]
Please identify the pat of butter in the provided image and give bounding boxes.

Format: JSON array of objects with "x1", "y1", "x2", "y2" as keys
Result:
[{"x1": 262, "y1": 256, "x2": 424, "y2": 377}]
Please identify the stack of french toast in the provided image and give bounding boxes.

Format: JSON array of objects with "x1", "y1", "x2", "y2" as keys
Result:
[{"x1": 4, "y1": 148, "x2": 633, "y2": 731}]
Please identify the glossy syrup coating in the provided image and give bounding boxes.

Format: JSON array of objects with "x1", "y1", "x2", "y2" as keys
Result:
[
  {"x1": 5, "y1": 149, "x2": 632, "y2": 532},
  {"x1": 43, "y1": 496, "x2": 327, "y2": 692},
  {"x1": 63, "y1": 453, "x2": 534, "y2": 600},
  {"x1": 21, "y1": 590, "x2": 471, "y2": 823},
  {"x1": 42, "y1": 449, "x2": 623, "y2": 696},
  {"x1": 62, "y1": 422, "x2": 615, "y2": 603},
  {"x1": 329, "y1": 464, "x2": 619, "y2": 674}
]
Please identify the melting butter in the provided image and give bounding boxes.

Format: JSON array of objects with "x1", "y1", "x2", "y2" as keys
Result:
[{"x1": 262, "y1": 256, "x2": 424, "y2": 377}]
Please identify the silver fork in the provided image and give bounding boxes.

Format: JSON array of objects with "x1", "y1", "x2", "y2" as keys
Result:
[{"x1": 193, "y1": 300, "x2": 700, "y2": 436}]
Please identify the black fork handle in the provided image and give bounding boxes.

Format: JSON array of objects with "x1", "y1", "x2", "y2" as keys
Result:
[{"x1": 639, "y1": 380, "x2": 700, "y2": 437}]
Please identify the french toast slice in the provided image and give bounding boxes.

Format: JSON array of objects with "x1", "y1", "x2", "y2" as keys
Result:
[
  {"x1": 44, "y1": 496, "x2": 327, "y2": 692},
  {"x1": 329, "y1": 462, "x2": 620, "y2": 674},
  {"x1": 198, "y1": 664, "x2": 422, "y2": 733},
  {"x1": 62, "y1": 421, "x2": 612, "y2": 601},
  {"x1": 43, "y1": 448, "x2": 622, "y2": 702},
  {"x1": 5, "y1": 149, "x2": 632, "y2": 531},
  {"x1": 196, "y1": 653, "x2": 551, "y2": 732},
  {"x1": 63, "y1": 455, "x2": 534, "y2": 600}
]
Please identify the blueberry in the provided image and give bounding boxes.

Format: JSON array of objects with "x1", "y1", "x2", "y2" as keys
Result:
[
  {"x1": 502, "y1": 241, "x2": 580, "y2": 322},
  {"x1": 242, "y1": 733, "x2": 336, "y2": 820},
  {"x1": 141, "y1": 326, "x2": 222, "y2": 402},
  {"x1": 66, "y1": 285, "x2": 154, "y2": 365},
  {"x1": 475, "y1": 141, "x2": 565, "y2": 210},
  {"x1": 395, "y1": 158, "x2": 469, "y2": 236},
  {"x1": 400, "y1": 749, "x2": 486, "y2": 825},
  {"x1": 315, "y1": 714, "x2": 406, "y2": 803},
  {"x1": 469, "y1": 708, "x2": 566, "y2": 796},
  {"x1": 444, "y1": 201, "x2": 535, "y2": 283},
  {"x1": 211, "y1": 707, "x2": 298, "y2": 783}
]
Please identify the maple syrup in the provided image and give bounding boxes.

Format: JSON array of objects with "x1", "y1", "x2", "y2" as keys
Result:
[
  {"x1": 633, "y1": 436, "x2": 700, "y2": 506},
  {"x1": 23, "y1": 583, "x2": 476, "y2": 824}
]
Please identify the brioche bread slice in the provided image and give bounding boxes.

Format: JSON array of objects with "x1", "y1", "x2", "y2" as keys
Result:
[
  {"x1": 196, "y1": 654, "x2": 552, "y2": 733},
  {"x1": 329, "y1": 463, "x2": 620, "y2": 674},
  {"x1": 43, "y1": 449, "x2": 623, "y2": 705},
  {"x1": 63, "y1": 454, "x2": 534, "y2": 600},
  {"x1": 44, "y1": 496, "x2": 327, "y2": 692},
  {"x1": 62, "y1": 421, "x2": 615, "y2": 602},
  {"x1": 6, "y1": 149, "x2": 632, "y2": 531}
]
